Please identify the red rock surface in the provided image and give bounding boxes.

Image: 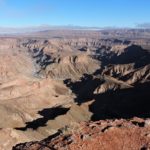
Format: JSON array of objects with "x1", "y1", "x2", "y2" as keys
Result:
[
  {"x1": 0, "y1": 37, "x2": 149, "y2": 150},
  {"x1": 13, "y1": 117, "x2": 150, "y2": 150}
]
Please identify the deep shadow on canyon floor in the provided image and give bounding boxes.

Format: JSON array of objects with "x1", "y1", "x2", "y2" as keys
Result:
[
  {"x1": 65, "y1": 77, "x2": 150, "y2": 121},
  {"x1": 16, "y1": 106, "x2": 70, "y2": 130}
]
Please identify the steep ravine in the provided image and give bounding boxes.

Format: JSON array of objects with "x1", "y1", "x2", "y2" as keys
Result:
[{"x1": 0, "y1": 37, "x2": 150, "y2": 150}]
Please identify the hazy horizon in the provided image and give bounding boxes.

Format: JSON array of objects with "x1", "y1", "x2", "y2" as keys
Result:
[{"x1": 0, "y1": 25, "x2": 150, "y2": 35}]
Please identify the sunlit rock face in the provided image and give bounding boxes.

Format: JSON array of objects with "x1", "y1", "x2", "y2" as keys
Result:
[{"x1": 0, "y1": 32, "x2": 149, "y2": 150}]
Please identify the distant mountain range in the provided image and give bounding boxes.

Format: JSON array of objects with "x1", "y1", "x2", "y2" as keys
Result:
[
  {"x1": 0, "y1": 25, "x2": 150, "y2": 35},
  {"x1": 0, "y1": 25, "x2": 104, "y2": 34}
]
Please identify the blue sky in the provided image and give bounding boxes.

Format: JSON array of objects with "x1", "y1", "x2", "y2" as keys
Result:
[{"x1": 0, "y1": 0, "x2": 150, "y2": 28}]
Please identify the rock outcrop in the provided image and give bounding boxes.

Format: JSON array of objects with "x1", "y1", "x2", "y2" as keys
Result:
[
  {"x1": 13, "y1": 117, "x2": 150, "y2": 150},
  {"x1": 0, "y1": 36, "x2": 149, "y2": 150}
]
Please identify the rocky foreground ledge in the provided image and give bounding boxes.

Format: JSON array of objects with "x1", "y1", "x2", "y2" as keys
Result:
[{"x1": 13, "y1": 117, "x2": 150, "y2": 150}]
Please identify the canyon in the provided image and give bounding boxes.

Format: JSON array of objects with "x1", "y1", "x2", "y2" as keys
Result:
[{"x1": 0, "y1": 30, "x2": 149, "y2": 149}]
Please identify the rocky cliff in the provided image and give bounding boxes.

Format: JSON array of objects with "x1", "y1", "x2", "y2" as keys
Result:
[{"x1": 0, "y1": 36, "x2": 149, "y2": 149}]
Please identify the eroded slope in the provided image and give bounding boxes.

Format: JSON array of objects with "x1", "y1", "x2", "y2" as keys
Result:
[{"x1": 0, "y1": 37, "x2": 149, "y2": 149}]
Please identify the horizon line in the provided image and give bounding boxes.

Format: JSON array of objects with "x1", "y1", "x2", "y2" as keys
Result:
[{"x1": 0, "y1": 24, "x2": 150, "y2": 35}]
